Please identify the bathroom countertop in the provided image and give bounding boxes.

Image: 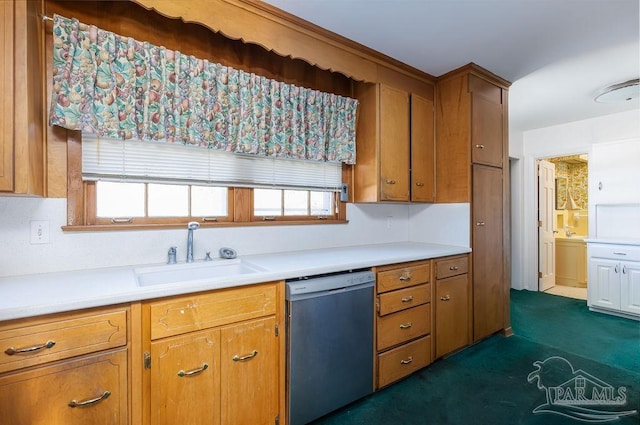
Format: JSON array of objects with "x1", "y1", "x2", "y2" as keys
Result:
[{"x1": 0, "y1": 241, "x2": 471, "y2": 321}]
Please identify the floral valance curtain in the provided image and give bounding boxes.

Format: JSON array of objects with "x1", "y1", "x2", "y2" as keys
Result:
[{"x1": 48, "y1": 15, "x2": 358, "y2": 164}]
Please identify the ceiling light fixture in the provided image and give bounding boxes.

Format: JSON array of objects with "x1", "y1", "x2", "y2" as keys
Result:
[{"x1": 594, "y1": 79, "x2": 640, "y2": 103}]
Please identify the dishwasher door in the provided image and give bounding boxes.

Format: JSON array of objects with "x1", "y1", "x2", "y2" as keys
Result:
[{"x1": 287, "y1": 274, "x2": 374, "y2": 425}]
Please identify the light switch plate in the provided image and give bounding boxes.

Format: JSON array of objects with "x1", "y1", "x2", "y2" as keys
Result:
[{"x1": 30, "y1": 220, "x2": 50, "y2": 244}]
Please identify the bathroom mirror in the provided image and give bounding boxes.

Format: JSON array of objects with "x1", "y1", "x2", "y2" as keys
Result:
[{"x1": 555, "y1": 177, "x2": 567, "y2": 209}]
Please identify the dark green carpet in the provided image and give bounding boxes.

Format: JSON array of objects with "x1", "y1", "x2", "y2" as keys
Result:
[{"x1": 311, "y1": 289, "x2": 640, "y2": 425}]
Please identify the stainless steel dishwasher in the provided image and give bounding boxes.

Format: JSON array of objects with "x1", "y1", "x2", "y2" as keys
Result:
[{"x1": 286, "y1": 270, "x2": 375, "y2": 425}]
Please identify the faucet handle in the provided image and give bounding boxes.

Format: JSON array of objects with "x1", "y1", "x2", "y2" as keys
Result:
[
  {"x1": 167, "y1": 246, "x2": 177, "y2": 264},
  {"x1": 205, "y1": 251, "x2": 213, "y2": 261}
]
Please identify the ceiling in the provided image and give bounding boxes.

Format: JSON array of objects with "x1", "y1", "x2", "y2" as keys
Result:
[{"x1": 262, "y1": 0, "x2": 640, "y2": 132}]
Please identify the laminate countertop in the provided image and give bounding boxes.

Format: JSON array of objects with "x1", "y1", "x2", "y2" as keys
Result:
[{"x1": 0, "y1": 242, "x2": 470, "y2": 321}]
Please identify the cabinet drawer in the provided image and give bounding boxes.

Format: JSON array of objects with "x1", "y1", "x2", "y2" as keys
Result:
[
  {"x1": 378, "y1": 284, "x2": 430, "y2": 316},
  {"x1": 377, "y1": 262, "x2": 430, "y2": 293},
  {"x1": 0, "y1": 348, "x2": 128, "y2": 425},
  {"x1": 377, "y1": 336, "x2": 431, "y2": 388},
  {"x1": 0, "y1": 307, "x2": 128, "y2": 374},
  {"x1": 377, "y1": 304, "x2": 430, "y2": 351},
  {"x1": 435, "y1": 256, "x2": 468, "y2": 280},
  {"x1": 149, "y1": 282, "x2": 277, "y2": 340}
]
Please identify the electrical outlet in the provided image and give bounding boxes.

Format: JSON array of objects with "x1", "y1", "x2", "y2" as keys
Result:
[{"x1": 30, "y1": 220, "x2": 50, "y2": 245}]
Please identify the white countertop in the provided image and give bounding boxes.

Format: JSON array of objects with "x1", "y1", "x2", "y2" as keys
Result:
[
  {"x1": 0, "y1": 242, "x2": 470, "y2": 321},
  {"x1": 585, "y1": 238, "x2": 640, "y2": 246}
]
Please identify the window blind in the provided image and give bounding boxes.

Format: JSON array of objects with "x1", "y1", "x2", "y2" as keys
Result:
[{"x1": 81, "y1": 135, "x2": 343, "y2": 191}]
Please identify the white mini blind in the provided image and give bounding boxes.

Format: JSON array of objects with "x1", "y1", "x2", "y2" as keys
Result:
[{"x1": 81, "y1": 135, "x2": 343, "y2": 191}]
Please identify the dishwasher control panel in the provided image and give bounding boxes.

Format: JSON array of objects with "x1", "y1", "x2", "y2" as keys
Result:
[{"x1": 286, "y1": 270, "x2": 374, "y2": 298}]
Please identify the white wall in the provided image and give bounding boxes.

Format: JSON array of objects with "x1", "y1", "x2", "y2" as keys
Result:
[
  {"x1": 511, "y1": 109, "x2": 640, "y2": 291},
  {"x1": 0, "y1": 197, "x2": 470, "y2": 278}
]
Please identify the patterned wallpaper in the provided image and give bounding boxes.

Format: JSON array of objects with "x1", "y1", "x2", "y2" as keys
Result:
[{"x1": 550, "y1": 156, "x2": 588, "y2": 210}]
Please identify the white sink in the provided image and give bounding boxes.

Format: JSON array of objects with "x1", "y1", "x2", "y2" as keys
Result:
[{"x1": 135, "y1": 258, "x2": 266, "y2": 286}]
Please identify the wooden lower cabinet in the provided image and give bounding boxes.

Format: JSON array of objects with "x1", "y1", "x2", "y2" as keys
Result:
[
  {"x1": 144, "y1": 282, "x2": 283, "y2": 425},
  {"x1": 0, "y1": 349, "x2": 128, "y2": 425},
  {"x1": 374, "y1": 260, "x2": 432, "y2": 388},
  {"x1": 434, "y1": 255, "x2": 471, "y2": 358}
]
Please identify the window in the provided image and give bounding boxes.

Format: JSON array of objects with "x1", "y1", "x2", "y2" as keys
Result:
[{"x1": 66, "y1": 134, "x2": 347, "y2": 229}]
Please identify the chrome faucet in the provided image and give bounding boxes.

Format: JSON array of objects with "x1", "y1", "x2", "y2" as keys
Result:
[{"x1": 186, "y1": 221, "x2": 200, "y2": 263}]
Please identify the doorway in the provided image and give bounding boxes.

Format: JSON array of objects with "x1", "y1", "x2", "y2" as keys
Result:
[{"x1": 537, "y1": 154, "x2": 589, "y2": 300}]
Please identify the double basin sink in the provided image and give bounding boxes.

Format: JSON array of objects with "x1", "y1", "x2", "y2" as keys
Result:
[{"x1": 135, "y1": 258, "x2": 266, "y2": 286}]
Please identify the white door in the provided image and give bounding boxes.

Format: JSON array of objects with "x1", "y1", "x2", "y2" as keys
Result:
[
  {"x1": 538, "y1": 160, "x2": 556, "y2": 291},
  {"x1": 620, "y1": 260, "x2": 640, "y2": 315},
  {"x1": 588, "y1": 258, "x2": 621, "y2": 310}
]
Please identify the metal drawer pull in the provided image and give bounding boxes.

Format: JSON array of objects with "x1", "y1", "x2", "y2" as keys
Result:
[
  {"x1": 177, "y1": 363, "x2": 209, "y2": 377},
  {"x1": 415, "y1": 182, "x2": 425, "y2": 187},
  {"x1": 400, "y1": 356, "x2": 413, "y2": 365},
  {"x1": 233, "y1": 350, "x2": 258, "y2": 362},
  {"x1": 476, "y1": 222, "x2": 485, "y2": 226},
  {"x1": 613, "y1": 252, "x2": 627, "y2": 256},
  {"x1": 475, "y1": 144, "x2": 485, "y2": 149},
  {"x1": 399, "y1": 273, "x2": 412, "y2": 281},
  {"x1": 440, "y1": 295, "x2": 451, "y2": 301},
  {"x1": 4, "y1": 340, "x2": 55, "y2": 356},
  {"x1": 385, "y1": 179, "x2": 396, "y2": 185},
  {"x1": 399, "y1": 322, "x2": 413, "y2": 329},
  {"x1": 401, "y1": 296, "x2": 414, "y2": 303},
  {"x1": 68, "y1": 391, "x2": 111, "y2": 408},
  {"x1": 449, "y1": 266, "x2": 459, "y2": 271}
]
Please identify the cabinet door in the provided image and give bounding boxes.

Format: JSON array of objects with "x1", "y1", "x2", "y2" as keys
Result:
[
  {"x1": 621, "y1": 261, "x2": 640, "y2": 315},
  {"x1": 0, "y1": 1, "x2": 14, "y2": 191},
  {"x1": 0, "y1": 349, "x2": 128, "y2": 425},
  {"x1": 472, "y1": 165, "x2": 504, "y2": 341},
  {"x1": 150, "y1": 329, "x2": 221, "y2": 425},
  {"x1": 590, "y1": 140, "x2": 640, "y2": 204},
  {"x1": 469, "y1": 75, "x2": 503, "y2": 167},
  {"x1": 410, "y1": 93, "x2": 435, "y2": 202},
  {"x1": 379, "y1": 85, "x2": 410, "y2": 201},
  {"x1": 220, "y1": 316, "x2": 278, "y2": 425},
  {"x1": 588, "y1": 259, "x2": 621, "y2": 310},
  {"x1": 435, "y1": 274, "x2": 470, "y2": 358}
]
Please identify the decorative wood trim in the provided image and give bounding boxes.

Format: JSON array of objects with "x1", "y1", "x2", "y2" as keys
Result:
[
  {"x1": 131, "y1": 0, "x2": 435, "y2": 85},
  {"x1": 66, "y1": 131, "x2": 84, "y2": 226},
  {"x1": 437, "y1": 62, "x2": 511, "y2": 89}
]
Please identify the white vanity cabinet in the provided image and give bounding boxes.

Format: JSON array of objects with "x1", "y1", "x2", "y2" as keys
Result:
[{"x1": 588, "y1": 242, "x2": 640, "y2": 319}]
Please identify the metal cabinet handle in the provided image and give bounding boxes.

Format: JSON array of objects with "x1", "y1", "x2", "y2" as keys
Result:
[
  {"x1": 400, "y1": 356, "x2": 413, "y2": 365},
  {"x1": 598, "y1": 181, "x2": 603, "y2": 191},
  {"x1": 475, "y1": 144, "x2": 485, "y2": 149},
  {"x1": 613, "y1": 252, "x2": 627, "y2": 256},
  {"x1": 401, "y1": 296, "x2": 414, "y2": 303},
  {"x1": 476, "y1": 222, "x2": 485, "y2": 227},
  {"x1": 615, "y1": 265, "x2": 619, "y2": 274},
  {"x1": 385, "y1": 179, "x2": 396, "y2": 185},
  {"x1": 440, "y1": 295, "x2": 451, "y2": 301},
  {"x1": 399, "y1": 273, "x2": 412, "y2": 281},
  {"x1": 399, "y1": 322, "x2": 413, "y2": 329},
  {"x1": 233, "y1": 350, "x2": 258, "y2": 362},
  {"x1": 622, "y1": 265, "x2": 627, "y2": 274},
  {"x1": 177, "y1": 363, "x2": 209, "y2": 377},
  {"x1": 68, "y1": 391, "x2": 111, "y2": 408},
  {"x1": 415, "y1": 182, "x2": 425, "y2": 187},
  {"x1": 4, "y1": 340, "x2": 55, "y2": 356},
  {"x1": 449, "y1": 266, "x2": 459, "y2": 271}
]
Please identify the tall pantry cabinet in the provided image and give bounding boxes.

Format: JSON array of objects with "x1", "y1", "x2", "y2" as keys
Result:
[{"x1": 435, "y1": 64, "x2": 511, "y2": 342}]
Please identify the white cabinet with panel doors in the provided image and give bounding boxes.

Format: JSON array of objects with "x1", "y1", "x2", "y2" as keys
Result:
[{"x1": 587, "y1": 242, "x2": 640, "y2": 319}]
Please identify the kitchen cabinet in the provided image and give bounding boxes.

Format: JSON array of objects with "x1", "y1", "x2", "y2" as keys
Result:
[
  {"x1": 143, "y1": 282, "x2": 284, "y2": 425},
  {"x1": 353, "y1": 83, "x2": 435, "y2": 203},
  {"x1": 374, "y1": 260, "x2": 432, "y2": 388},
  {"x1": 588, "y1": 243, "x2": 640, "y2": 318},
  {"x1": 434, "y1": 255, "x2": 471, "y2": 358},
  {"x1": 0, "y1": 0, "x2": 46, "y2": 195},
  {"x1": 589, "y1": 139, "x2": 640, "y2": 205},
  {"x1": 435, "y1": 64, "x2": 511, "y2": 341},
  {"x1": 0, "y1": 305, "x2": 129, "y2": 424}
]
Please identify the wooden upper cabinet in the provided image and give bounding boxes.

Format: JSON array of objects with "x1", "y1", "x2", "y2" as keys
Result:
[
  {"x1": 0, "y1": 0, "x2": 45, "y2": 195},
  {"x1": 435, "y1": 64, "x2": 509, "y2": 203},
  {"x1": 470, "y1": 76, "x2": 504, "y2": 167},
  {"x1": 379, "y1": 85, "x2": 411, "y2": 201},
  {"x1": 353, "y1": 82, "x2": 435, "y2": 203},
  {"x1": 410, "y1": 94, "x2": 435, "y2": 202}
]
